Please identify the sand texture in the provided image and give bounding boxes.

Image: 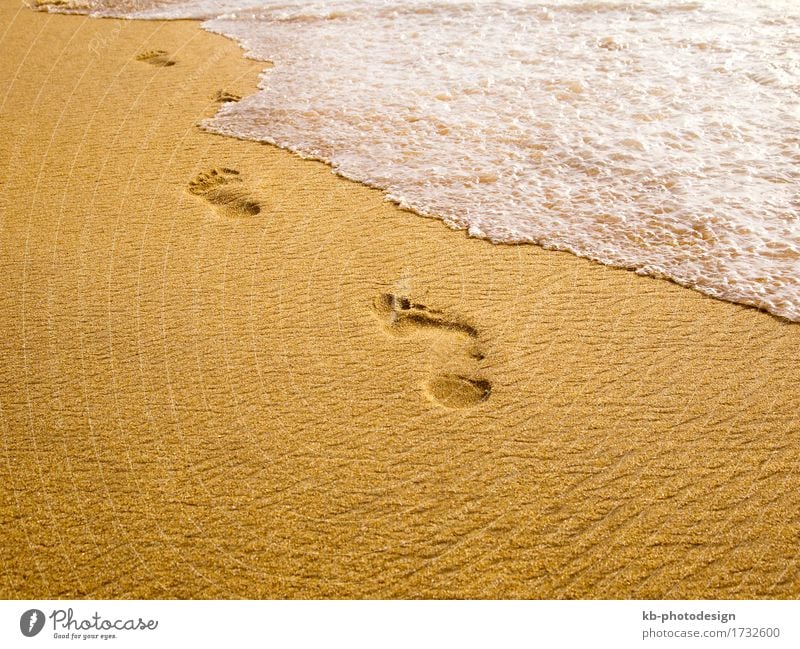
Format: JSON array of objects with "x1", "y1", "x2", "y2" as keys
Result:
[{"x1": 1, "y1": 2, "x2": 799, "y2": 598}]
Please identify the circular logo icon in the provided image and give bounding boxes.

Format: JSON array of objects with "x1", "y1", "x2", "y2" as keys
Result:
[{"x1": 20, "y1": 609, "x2": 45, "y2": 637}]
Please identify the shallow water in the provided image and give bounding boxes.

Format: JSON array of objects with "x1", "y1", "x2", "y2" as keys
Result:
[{"x1": 38, "y1": 0, "x2": 800, "y2": 320}]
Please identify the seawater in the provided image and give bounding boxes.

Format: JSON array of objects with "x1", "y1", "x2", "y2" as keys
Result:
[{"x1": 37, "y1": 0, "x2": 800, "y2": 321}]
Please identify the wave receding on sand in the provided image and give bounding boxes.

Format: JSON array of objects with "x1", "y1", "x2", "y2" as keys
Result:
[{"x1": 36, "y1": 0, "x2": 800, "y2": 321}]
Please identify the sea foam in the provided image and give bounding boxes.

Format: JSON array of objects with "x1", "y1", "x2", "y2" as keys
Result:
[{"x1": 37, "y1": 0, "x2": 800, "y2": 320}]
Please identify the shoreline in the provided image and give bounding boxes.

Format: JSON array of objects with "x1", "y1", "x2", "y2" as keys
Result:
[
  {"x1": 2, "y1": 1, "x2": 799, "y2": 599},
  {"x1": 36, "y1": 1, "x2": 798, "y2": 325}
]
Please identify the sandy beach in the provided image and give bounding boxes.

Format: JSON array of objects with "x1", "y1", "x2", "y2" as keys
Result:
[{"x1": 1, "y1": 0, "x2": 799, "y2": 599}]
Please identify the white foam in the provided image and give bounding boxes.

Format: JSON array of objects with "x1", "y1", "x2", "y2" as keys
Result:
[{"x1": 38, "y1": 0, "x2": 800, "y2": 320}]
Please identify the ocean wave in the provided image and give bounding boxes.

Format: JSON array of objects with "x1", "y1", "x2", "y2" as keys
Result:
[{"x1": 35, "y1": 0, "x2": 800, "y2": 320}]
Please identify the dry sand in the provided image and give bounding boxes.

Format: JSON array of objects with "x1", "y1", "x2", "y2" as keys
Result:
[{"x1": 1, "y1": 0, "x2": 799, "y2": 599}]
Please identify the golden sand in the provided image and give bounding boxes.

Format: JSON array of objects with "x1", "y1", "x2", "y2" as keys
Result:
[{"x1": 1, "y1": 1, "x2": 799, "y2": 598}]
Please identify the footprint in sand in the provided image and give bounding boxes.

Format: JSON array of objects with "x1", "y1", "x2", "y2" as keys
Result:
[
  {"x1": 187, "y1": 168, "x2": 261, "y2": 217},
  {"x1": 372, "y1": 292, "x2": 492, "y2": 408},
  {"x1": 214, "y1": 90, "x2": 242, "y2": 103},
  {"x1": 425, "y1": 374, "x2": 492, "y2": 410},
  {"x1": 135, "y1": 50, "x2": 176, "y2": 67}
]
